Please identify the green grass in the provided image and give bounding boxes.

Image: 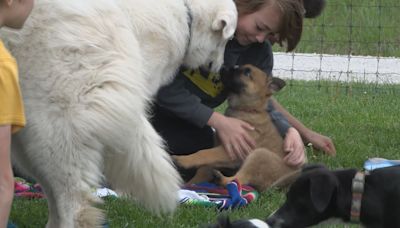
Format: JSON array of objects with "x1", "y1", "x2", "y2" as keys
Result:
[
  {"x1": 10, "y1": 80, "x2": 400, "y2": 227},
  {"x1": 273, "y1": 0, "x2": 400, "y2": 57}
]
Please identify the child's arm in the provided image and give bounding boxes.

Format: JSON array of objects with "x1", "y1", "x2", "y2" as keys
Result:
[{"x1": 0, "y1": 125, "x2": 14, "y2": 228}]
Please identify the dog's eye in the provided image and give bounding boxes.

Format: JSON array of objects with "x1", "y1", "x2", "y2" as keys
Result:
[{"x1": 243, "y1": 67, "x2": 251, "y2": 77}]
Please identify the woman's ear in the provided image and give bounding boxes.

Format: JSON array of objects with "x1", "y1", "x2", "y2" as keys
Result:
[{"x1": 302, "y1": 0, "x2": 326, "y2": 18}]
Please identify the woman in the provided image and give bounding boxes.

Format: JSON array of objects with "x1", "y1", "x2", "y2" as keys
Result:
[{"x1": 151, "y1": 0, "x2": 335, "y2": 179}]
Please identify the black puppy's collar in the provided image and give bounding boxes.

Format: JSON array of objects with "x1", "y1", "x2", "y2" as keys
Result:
[{"x1": 350, "y1": 171, "x2": 369, "y2": 223}]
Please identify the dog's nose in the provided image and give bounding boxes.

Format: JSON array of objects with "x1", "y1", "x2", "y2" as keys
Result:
[
  {"x1": 219, "y1": 64, "x2": 228, "y2": 74},
  {"x1": 219, "y1": 65, "x2": 235, "y2": 78},
  {"x1": 242, "y1": 67, "x2": 251, "y2": 77},
  {"x1": 208, "y1": 61, "x2": 213, "y2": 70}
]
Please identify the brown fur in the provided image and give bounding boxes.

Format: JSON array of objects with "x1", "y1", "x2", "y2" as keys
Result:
[{"x1": 173, "y1": 64, "x2": 302, "y2": 192}]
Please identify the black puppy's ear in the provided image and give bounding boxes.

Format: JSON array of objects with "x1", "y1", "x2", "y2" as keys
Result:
[
  {"x1": 270, "y1": 77, "x2": 286, "y2": 93},
  {"x1": 303, "y1": 0, "x2": 326, "y2": 18},
  {"x1": 309, "y1": 172, "x2": 337, "y2": 213}
]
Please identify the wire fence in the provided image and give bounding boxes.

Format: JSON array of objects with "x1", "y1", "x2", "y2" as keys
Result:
[{"x1": 272, "y1": 0, "x2": 400, "y2": 91}]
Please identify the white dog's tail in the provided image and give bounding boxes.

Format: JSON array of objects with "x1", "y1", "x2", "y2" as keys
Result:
[
  {"x1": 84, "y1": 81, "x2": 182, "y2": 214},
  {"x1": 105, "y1": 117, "x2": 182, "y2": 215}
]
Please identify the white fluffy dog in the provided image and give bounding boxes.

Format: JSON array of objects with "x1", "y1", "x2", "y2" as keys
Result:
[{"x1": 1, "y1": 0, "x2": 237, "y2": 227}]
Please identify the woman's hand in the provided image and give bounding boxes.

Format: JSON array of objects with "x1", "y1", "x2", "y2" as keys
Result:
[
  {"x1": 208, "y1": 112, "x2": 256, "y2": 161},
  {"x1": 283, "y1": 127, "x2": 306, "y2": 167},
  {"x1": 304, "y1": 131, "x2": 336, "y2": 156}
]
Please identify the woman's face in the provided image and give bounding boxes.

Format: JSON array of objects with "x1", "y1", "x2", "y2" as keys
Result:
[{"x1": 235, "y1": 2, "x2": 282, "y2": 46}]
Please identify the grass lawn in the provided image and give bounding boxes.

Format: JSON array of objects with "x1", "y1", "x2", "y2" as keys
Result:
[
  {"x1": 9, "y1": 2, "x2": 400, "y2": 227},
  {"x1": 273, "y1": 0, "x2": 400, "y2": 57},
  {"x1": 10, "y1": 80, "x2": 400, "y2": 227}
]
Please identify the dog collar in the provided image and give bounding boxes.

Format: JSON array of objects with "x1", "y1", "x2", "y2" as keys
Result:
[{"x1": 350, "y1": 171, "x2": 368, "y2": 223}]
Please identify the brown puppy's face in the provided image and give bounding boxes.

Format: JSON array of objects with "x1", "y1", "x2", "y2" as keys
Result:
[{"x1": 221, "y1": 64, "x2": 273, "y2": 104}]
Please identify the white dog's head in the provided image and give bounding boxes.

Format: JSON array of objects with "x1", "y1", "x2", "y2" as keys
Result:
[{"x1": 183, "y1": 0, "x2": 237, "y2": 73}]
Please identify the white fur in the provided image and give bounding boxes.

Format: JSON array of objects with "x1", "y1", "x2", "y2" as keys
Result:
[
  {"x1": 249, "y1": 219, "x2": 271, "y2": 228},
  {"x1": 2, "y1": 0, "x2": 237, "y2": 227}
]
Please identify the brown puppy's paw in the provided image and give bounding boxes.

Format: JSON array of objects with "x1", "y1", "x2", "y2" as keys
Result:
[{"x1": 213, "y1": 170, "x2": 235, "y2": 187}]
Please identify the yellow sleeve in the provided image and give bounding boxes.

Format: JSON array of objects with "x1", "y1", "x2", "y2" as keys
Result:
[{"x1": 0, "y1": 58, "x2": 26, "y2": 133}]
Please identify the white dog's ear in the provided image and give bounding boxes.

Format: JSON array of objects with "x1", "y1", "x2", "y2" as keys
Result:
[{"x1": 212, "y1": 11, "x2": 237, "y2": 39}]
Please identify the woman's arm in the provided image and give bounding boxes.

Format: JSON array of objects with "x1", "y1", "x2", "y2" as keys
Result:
[
  {"x1": 156, "y1": 72, "x2": 214, "y2": 128},
  {"x1": 267, "y1": 101, "x2": 306, "y2": 167},
  {"x1": 270, "y1": 97, "x2": 336, "y2": 156}
]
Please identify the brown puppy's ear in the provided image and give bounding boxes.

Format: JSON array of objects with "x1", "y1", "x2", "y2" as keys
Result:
[
  {"x1": 303, "y1": 0, "x2": 326, "y2": 18},
  {"x1": 270, "y1": 77, "x2": 286, "y2": 93}
]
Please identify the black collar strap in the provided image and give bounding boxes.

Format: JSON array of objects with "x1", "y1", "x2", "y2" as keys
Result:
[{"x1": 350, "y1": 171, "x2": 368, "y2": 223}]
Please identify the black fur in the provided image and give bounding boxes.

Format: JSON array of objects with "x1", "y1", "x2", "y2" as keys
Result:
[
  {"x1": 220, "y1": 65, "x2": 282, "y2": 95},
  {"x1": 220, "y1": 65, "x2": 248, "y2": 95},
  {"x1": 303, "y1": 0, "x2": 326, "y2": 18},
  {"x1": 207, "y1": 165, "x2": 400, "y2": 228},
  {"x1": 267, "y1": 165, "x2": 400, "y2": 228}
]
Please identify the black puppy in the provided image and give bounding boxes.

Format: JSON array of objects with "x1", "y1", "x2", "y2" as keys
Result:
[
  {"x1": 208, "y1": 164, "x2": 400, "y2": 228},
  {"x1": 267, "y1": 164, "x2": 400, "y2": 228}
]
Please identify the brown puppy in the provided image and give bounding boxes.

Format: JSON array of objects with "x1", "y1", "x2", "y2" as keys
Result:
[{"x1": 173, "y1": 64, "x2": 302, "y2": 192}]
